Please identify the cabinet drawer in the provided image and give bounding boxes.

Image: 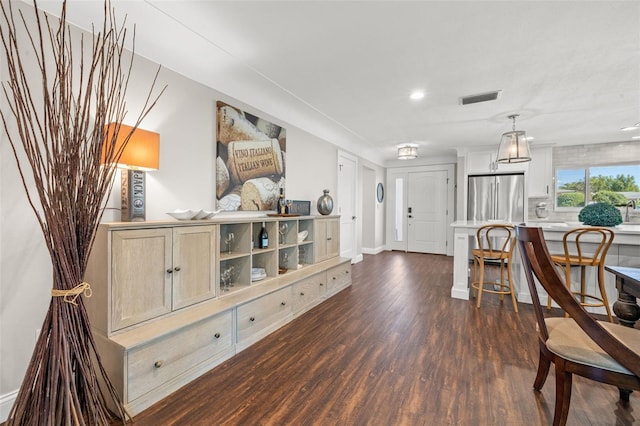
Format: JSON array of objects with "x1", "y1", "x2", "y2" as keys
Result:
[
  {"x1": 327, "y1": 263, "x2": 351, "y2": 294},
  {"x1": 293, "y1": 273, "x2": 326, "y2": 312},
  {"x1": 237, "y1": 287, "x2": 292, "y2": 344},
  {"x1": 127, "y1": 310, "x2": 233, "y2": 402}
]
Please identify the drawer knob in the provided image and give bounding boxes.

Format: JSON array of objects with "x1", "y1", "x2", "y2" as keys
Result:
[
  {"x1": 333, "y1": 276, "x2": 336, "y2": 280},
  {"x1": 166, "y1": 269, "x2": 173, "y2": 274},
  {"x1": 327, "y1": 237, "x2": 332, "y2": 240},
  {"x1": 320, "y1": 283, "x2": 324, "y2": 286},
  {"x1": 174, "y1": 266, "x2": 181, "y2": 272},
  {"x1": 250, "y1": 317, "x2": 255, "y2": 322},
  {"x1": 346, "y1": 271, "x2": 349, "y2": 274},
  {"x1": 214, "y1": 332, "x2": 221, "y2": 339},
  {"x1": 300, "y1": 292, "x2": 305, "y2": 296},
  {"x1": 281, "y1": 301, "x2": 286, "y2": 306},
  {"x1": 154, "y1": 360, "x2": 163, "y2": 368}
]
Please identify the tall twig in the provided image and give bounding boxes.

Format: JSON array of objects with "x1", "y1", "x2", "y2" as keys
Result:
[{"x1": 0, "y1": 0, "x2": 165, "y2": 424}]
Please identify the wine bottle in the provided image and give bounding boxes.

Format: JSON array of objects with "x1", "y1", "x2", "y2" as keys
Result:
[
  {"x1": 259, "y1": 222, "x2": 269, "y2": 248},
  {"x1": 278, "y1": 188, "x2": 286, "y2": 215}
]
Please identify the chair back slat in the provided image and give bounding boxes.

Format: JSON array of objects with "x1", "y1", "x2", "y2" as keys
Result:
[
  {"x1": 476, "y1": 224, "x2": 515, "y2": 258},
  {"x1": 516, "y1": 225, "x2": 640, "y2": 378},
  {"x1": 561, "y1": 227, "x2": 614, "y2": 266}
]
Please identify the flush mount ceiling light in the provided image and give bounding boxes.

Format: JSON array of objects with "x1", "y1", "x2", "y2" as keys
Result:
[
  {"x1": 398, "y1": 143, "x2": 418, "y2": 160},
  {"x1": 410, "y1": 91, "x2": 425, "y2": 100},
  {"x1": 496, "y1": 114, "x2": 531, "y2": 164}
]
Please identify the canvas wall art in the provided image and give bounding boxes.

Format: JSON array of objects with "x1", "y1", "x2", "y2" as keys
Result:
[{"x1": 216, "y1": 101, "x2": 286, "y2": 211}]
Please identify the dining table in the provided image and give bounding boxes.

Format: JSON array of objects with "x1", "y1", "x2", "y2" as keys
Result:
[{"x1": 605, "y1": 265, "x2": 640, "y2": 328}]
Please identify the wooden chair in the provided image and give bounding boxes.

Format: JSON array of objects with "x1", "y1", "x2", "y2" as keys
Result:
[
  {"x1": 546, "y1": 227, "x2": 614, "y2": 322},
  {"x1": 471, "y1": 224, "x2": 518, "y2": 312},
  {"x1": 516, "y1": 225, "x2": 640, "y2": 426}
]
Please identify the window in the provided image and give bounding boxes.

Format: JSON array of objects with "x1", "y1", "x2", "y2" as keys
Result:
[{"x1": 555, "y1": 164, "x2": 640, "y2": 209}]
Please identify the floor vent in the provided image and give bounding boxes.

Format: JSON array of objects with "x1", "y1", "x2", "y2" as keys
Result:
[{"x1": 460, "y1": 90, "x2": 501, "y2": 105}]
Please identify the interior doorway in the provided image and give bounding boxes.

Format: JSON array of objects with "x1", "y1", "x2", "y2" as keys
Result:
[{"x1": 337, "y1": 151, "x2": 357, "y2": 262}]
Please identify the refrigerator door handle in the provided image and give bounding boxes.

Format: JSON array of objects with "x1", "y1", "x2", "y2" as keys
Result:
[
  {"x1": 495, "y1": 180, "x2": 500, "y2": 220},
  {"x1": 490, "y1": 182, "x2": 496, "y2": 220}
]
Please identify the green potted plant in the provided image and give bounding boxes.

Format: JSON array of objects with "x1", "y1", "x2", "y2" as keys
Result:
[{"x1": 578, "y1": 202, "x2": 623, "y2": 227}]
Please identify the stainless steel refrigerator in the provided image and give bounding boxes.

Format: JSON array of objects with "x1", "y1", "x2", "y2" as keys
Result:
[{"x1": 467, "y1": 173, "x2": 525, "y2": 222}]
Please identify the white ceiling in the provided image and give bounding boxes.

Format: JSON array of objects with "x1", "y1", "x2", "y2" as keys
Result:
[{"x1": 30, "y1": 1, "x2": 640, "y2": 165}]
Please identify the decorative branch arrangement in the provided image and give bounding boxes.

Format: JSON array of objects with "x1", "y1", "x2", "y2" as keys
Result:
[{"x1": 0, "y1": 0, "x2": 165, "y2": 423}]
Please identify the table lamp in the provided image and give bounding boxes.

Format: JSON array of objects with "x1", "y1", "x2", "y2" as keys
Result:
[{"x1": 103, "y1": 123, "x2": 160, "y2": 221}]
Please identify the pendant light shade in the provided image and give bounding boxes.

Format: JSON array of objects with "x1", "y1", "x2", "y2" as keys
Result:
[
  {"x1": 398, "y1": 144, "x2": 418, "y2": 160},
  {"x1": 497, "y1": 114, "x2": 531, "y2": 164}
]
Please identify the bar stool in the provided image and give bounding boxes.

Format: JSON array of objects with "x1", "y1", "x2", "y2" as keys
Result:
[
  {"x1": 471, "y1": 224, "x2": 518, "y2": 312},
  {"x1": 547, "y1": 227, "x2": 615, "y2": 322}
]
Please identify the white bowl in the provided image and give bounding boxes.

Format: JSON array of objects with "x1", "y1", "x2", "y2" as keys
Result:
[
  {"x1": 167, "y1": 209, "x2": 196, "y2": 220},
  {"x1": 192, "y1": 209, "x2": 208, "y2": 220},
  {"x1": 297, "y1": 230, "x2": 308, "y2": 243},
  {"x1": 202, "y1": 209, "x2": 221, "y2": 219}
]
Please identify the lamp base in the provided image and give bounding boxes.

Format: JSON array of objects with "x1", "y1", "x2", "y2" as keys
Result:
[{"x1": 121, "y1": 169, "x2": 146, "y2": 222}]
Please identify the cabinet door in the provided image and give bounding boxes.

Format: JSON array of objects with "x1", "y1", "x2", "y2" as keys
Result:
[
  {"x1": 172, "y1": 225, "x2": 217, "y2": 310},
  {"x1": 326, "y1": 219, "x2": 340, "y2": 259},
  {"x1": 111, "y1": 229, "x2": 172, "y2": 331},
  {"x1": 528, "y1": 147, "x2": 552, "y2": 198},
  {"x1": 467, "y1": 152, "x2": 496, "y2": 174},
  {"x1": 314, "y1": 220, "x2": 328, "y2": 262}
]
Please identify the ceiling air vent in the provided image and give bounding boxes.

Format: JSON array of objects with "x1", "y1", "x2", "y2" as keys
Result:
[{"x1": 460, "y1": 90, "x2": 502, "y2": 105}]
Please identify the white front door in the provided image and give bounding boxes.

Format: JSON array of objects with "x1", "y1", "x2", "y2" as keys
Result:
[
  {"x1": 337, "y1": 151, "x2": 357, "y2": 262},
  {"x1": 407, "y1": 170, "x2": 448, "y2": 254}
]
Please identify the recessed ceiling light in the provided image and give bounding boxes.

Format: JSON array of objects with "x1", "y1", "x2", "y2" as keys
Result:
[
  {"x1": 620, "y1": 126, "x2": 639, "y2": 131},
  {"x1": 632, "y1": 135, "x2": 640, "y2": 140},
  {"x1": 410, "y1": 91, "x2": 425, "y2": 100},
  {"x1": 525, "y1": 136, "x2": 535, "y2": 141}
]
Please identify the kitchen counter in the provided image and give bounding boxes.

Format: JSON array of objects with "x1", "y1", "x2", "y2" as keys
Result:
[{"x1": 450, "y1": 221, "x2": 640, "y2": 312}]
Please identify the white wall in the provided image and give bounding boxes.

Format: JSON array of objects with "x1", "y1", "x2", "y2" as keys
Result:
[
  {"x1": 0, "y1": 3, "x2": 384, "y2": 420},
  {"x1": 361, "y1": 162, "x2": 386, "y2": 254}
]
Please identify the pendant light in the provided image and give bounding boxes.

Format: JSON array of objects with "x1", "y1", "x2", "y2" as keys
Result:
[{"x1": 497, "y1": 114, "x2": 531, "y2": 163}]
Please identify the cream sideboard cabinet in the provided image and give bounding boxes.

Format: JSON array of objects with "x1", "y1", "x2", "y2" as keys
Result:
[{"x1": 84, "y1": 215, "x2": 350, "y2": 416}]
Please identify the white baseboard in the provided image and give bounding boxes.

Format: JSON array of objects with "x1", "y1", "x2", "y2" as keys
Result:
[
  {"x1": 352, "y1": 253, "x2": 364, "y2": 264},
  {"x1": 0, "y1": 389, "x2": 17, "y2": 423},
  {"x1": 362, "y1": 246, "x2": 385, "y2": 255}
]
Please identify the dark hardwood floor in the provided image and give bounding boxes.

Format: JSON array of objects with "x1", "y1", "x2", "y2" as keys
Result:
[{"x1": 129, "y1": 251, "x2": 639, "y2": 425}]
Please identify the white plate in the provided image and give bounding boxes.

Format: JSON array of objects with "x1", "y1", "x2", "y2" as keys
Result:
[{"x1": 167, "y1": 209, "x2": 196, "y2": 220}]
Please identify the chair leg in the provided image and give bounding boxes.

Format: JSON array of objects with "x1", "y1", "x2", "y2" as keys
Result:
[
  {"x1": 554, "y1": 359, "x2": 572, "y2": 426},
  {"x1": 533, "y1": 348, "x2": 551, "y2": 391},
  {"x1": 619, "y1": 387, "x2": 633, "y2": 403},
  {"x1": 476, "y1": 260, "x2": 485, "y2": 308},
  {"x1": 564, "y1": 265, "x2": 572, "y2": 318},
  {"x1": 507, "y1": 257, "x2": 518, "y2": 313},
  {"x1": 579, "y1": 265, "x2": 587, "y2": 305},
  {"x1": 499, "y1": 260, "x2": 506, "y2": 302},
  {"x1": 597, "y1": 265, "x2": 613, "y2": 323}
]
